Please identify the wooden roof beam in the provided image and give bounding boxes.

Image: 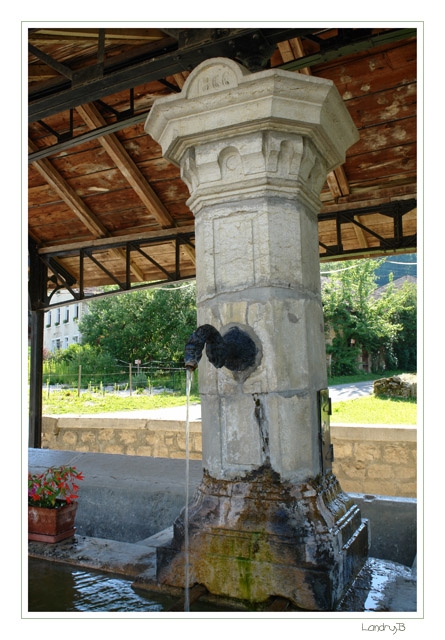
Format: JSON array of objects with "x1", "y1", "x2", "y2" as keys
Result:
[
  {"x1": 172, "y1": 71, "x2": 190, "y2": 89},
  {"x1": 30, "y1": 28, "x2": 168, "y2": 43},
  {"x1": 29, "y1": 138, "x2": 109, "y2": 238},
  {"x1": 326, "y1": 166, "x2": 352, "y2": 200},
  {"x1": 76, "y1": 102, "x2": 195, "y2": 265},
  {"x1": 353, "y1": 215, "x2": 370, "y2": 249},
  {"x1": 28, "y1": 138, "x2": 146, "y2": 281},
  {"x1": 76, "y1": 103, "x2": 175, "y2": 229}
]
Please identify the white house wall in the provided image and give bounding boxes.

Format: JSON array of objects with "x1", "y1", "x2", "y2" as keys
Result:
[{"x1": 43, "y1": 290, "x2": 88, "y2": 353}]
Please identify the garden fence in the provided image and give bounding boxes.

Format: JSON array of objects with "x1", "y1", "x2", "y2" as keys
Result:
[{"x1": 41, "y1": 362, "x2": 198, "y2": 397}]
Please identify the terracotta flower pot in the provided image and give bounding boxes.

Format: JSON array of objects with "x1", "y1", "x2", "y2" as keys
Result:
[{"x1": 28, "y1": 502, "x2": 78, "y2": 543}]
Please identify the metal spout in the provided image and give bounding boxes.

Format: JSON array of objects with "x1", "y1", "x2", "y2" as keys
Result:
[
  {"x1": 184, "y1": 324, "x2": 258, "y2": 372},
  {"x1": 184, "y1": 324, "x2": 226, "y2": 371}
]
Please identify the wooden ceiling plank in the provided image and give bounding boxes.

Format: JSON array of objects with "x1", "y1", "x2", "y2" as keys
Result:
[
  {"x1": 76, "y1": 103, "x2": 175, "y2": 228},
  {"x1": 29, "y1": 138, "x2": 109, "y2": 238},
  {"x1": 28, "y1": 64, "x2": 59, "y2": 81}
]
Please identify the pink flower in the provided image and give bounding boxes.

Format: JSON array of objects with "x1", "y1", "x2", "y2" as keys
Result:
[{"x1": 28, "y1": 466, "x2": 84, "y2": 509}]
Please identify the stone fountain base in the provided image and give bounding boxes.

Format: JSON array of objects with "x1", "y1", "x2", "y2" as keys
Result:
[{"x1": 154, "y1": 466, "x2": 369, "y2": 611}]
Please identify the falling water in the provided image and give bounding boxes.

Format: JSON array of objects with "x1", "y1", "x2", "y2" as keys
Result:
[{"x1": 184, "y1": 368, "x2": 193, "y2": 612}]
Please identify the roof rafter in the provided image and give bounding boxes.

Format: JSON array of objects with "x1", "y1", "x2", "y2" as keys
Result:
[
  {"x1": 28, "y1": 137, "x2": 146, "y2": 282},
  {"x1": 76, "y1": 102, "x2": 175, "y2": 228},
  {"x1": 76, "y1": 102, "x2": 195, "y2": 265}
]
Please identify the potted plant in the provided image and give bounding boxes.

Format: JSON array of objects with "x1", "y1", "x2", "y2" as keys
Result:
[{"x1": 28, "y1": 465, "x2": 84, "y2": 543}]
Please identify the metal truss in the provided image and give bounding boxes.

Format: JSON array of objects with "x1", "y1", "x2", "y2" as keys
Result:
[
  {"x1": 318, "y1": 199, "x2": 417, "y2": 260},
  {"x1": 31, "y1": 230, "x2": 195, "y2": 311}
]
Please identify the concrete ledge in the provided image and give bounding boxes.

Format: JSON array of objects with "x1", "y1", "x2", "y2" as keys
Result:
[
  {"x1": 349, "y1": 493, "x2": 417, "y2": 566},
  {"x1": 28, "y1": 448, "x2": 416, "y2": 566},
  {"x1": 29, "y1": 536, "x2": 157, "y2": 578},
  {"x1": 331, "y1": 423, "x2": 417, "y2": 442}
]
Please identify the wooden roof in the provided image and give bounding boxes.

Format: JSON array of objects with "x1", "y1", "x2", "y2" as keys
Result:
[{"x1": 28, "y1": 26, "x2": 417, "y2": 309}]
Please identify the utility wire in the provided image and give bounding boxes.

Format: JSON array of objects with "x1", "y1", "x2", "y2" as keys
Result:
[{"x1": 321, "y1": 259, "x2": 417, "y2": 275}]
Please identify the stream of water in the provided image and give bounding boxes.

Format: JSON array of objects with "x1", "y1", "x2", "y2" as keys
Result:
[{"x1": 183, "y1": 368, "x2": 193, "y2": 612}]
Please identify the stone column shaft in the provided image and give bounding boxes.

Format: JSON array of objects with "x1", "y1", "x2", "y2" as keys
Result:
[{"x1": 145, "y1": 58, "x2": 359, "y2": 483}]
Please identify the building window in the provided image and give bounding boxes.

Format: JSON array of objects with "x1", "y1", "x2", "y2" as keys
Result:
[
  {"x1": 55, "y1": 308, "x2": 61, "y2": 325},
  {"x1": 64, "y1": 307, "x2": 69, "y2": 323},
  {"x1": 73, "y1": 304, "x2": 79, "y2": 320},
  {"x1": 64, "y1": 337, "x2": 69, "y2": 349},
  {"x1": 73, "y1": 335, "x2": 79, "y2": 344},
  {"x1": 45, "y1": 311, "x2": 51, "y2": 328}
]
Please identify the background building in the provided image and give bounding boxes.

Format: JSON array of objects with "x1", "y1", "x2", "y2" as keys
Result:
[{"x1": 43, "y1": 290, "x2": 88, "y2": 352}]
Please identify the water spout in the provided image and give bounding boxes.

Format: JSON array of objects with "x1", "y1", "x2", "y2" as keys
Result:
[{"x1": 184, "y1": 324, "x2": 258, "y2": 372}]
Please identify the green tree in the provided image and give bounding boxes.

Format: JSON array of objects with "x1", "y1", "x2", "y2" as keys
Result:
[
  {"x1": 376, "y1": 278, "x2": 417, "y2": 371},
  {"x1": 78, "y1": 284, "x2": 197, "y2": 364},
  {"x1": 322, "y1": 259, "x2": 416, "y2": 374}
]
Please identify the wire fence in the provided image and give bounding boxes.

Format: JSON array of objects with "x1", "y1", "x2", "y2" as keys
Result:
[{"x1": 41, "y1": 363, "x2": 199, "y2": 397}]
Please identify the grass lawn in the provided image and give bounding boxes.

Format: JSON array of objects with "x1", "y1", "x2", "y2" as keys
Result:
[
  {"x1": 331, "y1": 395, "x2": 417, "y2": 425},
  {"x1": 42, "y1": 390, "x2": 201, "y2": 415}
]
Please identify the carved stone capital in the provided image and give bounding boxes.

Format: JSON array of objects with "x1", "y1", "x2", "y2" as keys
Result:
[
  {"x1": 145, "y1": 57, "x2": 358, "y2": 178},
  {"x1": 180, "y1": 132, "x2": 327, "y2": 210}
]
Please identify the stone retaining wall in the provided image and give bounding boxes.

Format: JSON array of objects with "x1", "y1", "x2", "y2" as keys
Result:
[
  {"x1": 330, "y1": 424, "x2": 417, "y2": 498},
  {"x1": 42, "y1": 416, "x2": 417, "y2": 498}
]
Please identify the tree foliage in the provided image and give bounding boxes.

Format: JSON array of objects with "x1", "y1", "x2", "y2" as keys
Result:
[
  {"x1": 380, "y1": 278, "x2": 417, "y2": 371},
  {"x1": 78, "y1": 284, "x2": 197, "y2": 364},
  {"x1": 322, "y1": 259, "x2": 417, "y2": 375}
]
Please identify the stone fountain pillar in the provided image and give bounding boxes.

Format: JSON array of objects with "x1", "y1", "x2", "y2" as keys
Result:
[{"x1": 145, "y1": 58, "x2": 368, "y2": 611}]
